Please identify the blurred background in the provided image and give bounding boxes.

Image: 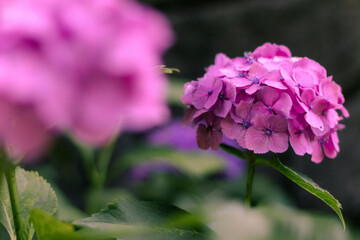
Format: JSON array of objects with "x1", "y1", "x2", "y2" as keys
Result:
[{"x1": 2, "y1": 0, "x2": 360, "y2": 239}]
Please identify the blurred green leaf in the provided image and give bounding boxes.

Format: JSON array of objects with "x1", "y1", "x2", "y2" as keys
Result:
[
  {"x1": 168, "y1": 77, "x2": 188, "y2": 107},
  {"x1": 74, "y1": 198, "x2": 211, "y2": 240},
  {"x1": 31, "y1": 209, "x2": 87, "y2": 240},
  {"x1": 115, "y1": 146, "x2": 225, "y2": 179},
  {"x1": 207, "y1": 199, "x2": 349, "y2": 240},
  {"x1": 0, "y1": 167, "x2": 57, "y2": 240}
]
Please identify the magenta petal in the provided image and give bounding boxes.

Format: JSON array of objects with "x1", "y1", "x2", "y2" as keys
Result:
[
  {"x1": 263, "y1": 70, "x2": 287, "y2": 89},
  {"x1": 304, "y1": 111, "x2": 324, "y2": 130},
  {"x1": 253, "y1": 114, "x2": 271, "y2": 130},
  {"x1": 324, "y1": 137, "x2": 337, "y2": 159},
  {"x1": 196, "y1": 124, "x2": 211, "y2": 150},
  {"x1": 235, "y1": 128, "x2": 247, "y2": 149},
  {"x1": 220, "y1": 68, "x2": 238, "y2": 78},
  {"x1": 311, "y1": 142, "x2": 323, "y2": 164},
  {"x1": 257, "y1": 86, "x2": 279, "y2": 107},
  {"x1": 235, "y1": 101, "x2": 254, "y2": 120},
  {"x1": 292, "y1": 70, "x2": 315, "y2": 88},
  {"x1": 268, "y1": 115, "x2": 288, "y2": 132},
  {"x1": 321, "y1": 81, "x2": 342, "y2": 105},
  {"x1": 0, "y1": 100, "x2": 50, "y2": 159},
  {"x1": 300, "y1": 89, "x2": 316, "y2": 107},
  {"x1": 268, "y1": 133, "x2": 288, "y2": 153},
  {"x1": 210, "y1": 130, "x2": 223, "y2": 150},
  {"x1": 214, "y1": 99, "x2": 232, "y2": 118},
  {"x1": 263, "y1": 79, "x2": 287, "y2": 90},
  {"x1": 192, "y1": 87, "x2": 209, "y2": 109},
  {"x1": 245, "y1": 83, "x2": 260, "y2": 95},
  {"x1": 249, "y1": 62, "x2": 268, "y2": 79},
  {"x1": 272, "y1": 92, "x2": 292, "y2": 119},
  {"x1": 245, "y1": 127, "x2": 269, "y2": 153},
  {"x1": 290, "y1": 134, "x2": 309, "y2": 155},
  {"x1": 280, "y1": 62, "x2": 293, "y2": 82},
  {"x1": 232, "y1": 77, "x2": 251, "y2": 88},
  {"x1": 252, "y1": 43, "x2": 292, "y2": 58},
  {"x1": 251, "y1": 101, "x2": 270, "y2": 116},
  {"x1": 221, "y1": 117, "x2": 241, "y2": 139},
  {"x1": 215, "y1": 53, "x2": 231, "y2": 67},
  {"x1": 223, "y1": 80, "x2": 236, "y2": 101},
  {"x1": 340, "y1": 106, "x2": 350, "y2": 118},
  {"x1": 182, "y1": 108, "x2": 207, "y2": 125},
  {"x1": 204, "y1": 78, "x2": 223, "y2": 109}
]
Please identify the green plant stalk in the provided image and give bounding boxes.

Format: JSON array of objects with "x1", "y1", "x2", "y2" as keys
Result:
[
  {"x1": 4, "y1": 165, "x2": 23, "y2": 240},
  {"x1": 245, "y1": 152, "x2": 255, "y2": 207},
  {"x1": 76, "y1": 140, "x2": 115, "y2": 213}
]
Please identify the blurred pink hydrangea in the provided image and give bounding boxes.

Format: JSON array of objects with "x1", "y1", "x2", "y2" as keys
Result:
[
  {"x1": 181, "y1": 43, "x2": 349, "y2": 163},
  {"x1": 0, "y1": 0, "x2": 173, "y2": 159}
]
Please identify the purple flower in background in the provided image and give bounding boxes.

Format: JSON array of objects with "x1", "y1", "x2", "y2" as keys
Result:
[
  {"x1": 147, "y1": 120, "x2": 245, "y2": 179},
  {"x1": 131, "y1": 161, "x2": 181, "y2": 181}
]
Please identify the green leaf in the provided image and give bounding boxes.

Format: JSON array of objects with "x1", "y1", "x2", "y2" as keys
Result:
[
  {"x1": 221, "y1": 144, "x2": 346, "y2": 230},
  {"x1": 256, "y1": 157, "x2": 345, "y2": 230},
  {"x1": 30, "y1": 209, "x2": 84, "y2": 240},
  {"x1": 0, "y1": 167, "x2": 57, "y2": 240},
  {"x1": 74, "y1": 198, "x2": 211, "y2": 240},
  {"x1": 115, "y1": 146, "x2": 225, "y2": 178}
]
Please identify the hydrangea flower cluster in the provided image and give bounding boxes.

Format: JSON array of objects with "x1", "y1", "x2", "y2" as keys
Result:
[
  {"x1": 181, "y1": 43, "x2": 349, "y2": 163},
  {"x1": 0, "y1": 0, "x2": 172, "y2": 159}
]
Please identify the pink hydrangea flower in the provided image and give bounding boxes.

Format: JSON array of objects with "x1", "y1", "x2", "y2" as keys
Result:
[
  {"x1": 0, "y1": 0, "x2": 173, "y2": 159},
  {"x1": 182, "y1": 43, "x2": 349, "y2": 163}
]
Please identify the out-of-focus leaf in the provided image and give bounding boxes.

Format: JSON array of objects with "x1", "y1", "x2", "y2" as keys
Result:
[
  {"x1": 117, "y1": 146, "x2": 225, "y2": 178},
  {"x1": 0, "y1": 167, "x2": 57, "y2": 240},
  {"x1": 74, "y1": 198, "x2": 211, "y2": 240},
  {"x1": 31, "y1": 209, "x2": 88, "y2": 240},
  {"x1": 168, "y1": 77, "x2": 188, "y2": 107},
  {"x1": 207, "y1": 199, "x2": 349, "y2": 240}
]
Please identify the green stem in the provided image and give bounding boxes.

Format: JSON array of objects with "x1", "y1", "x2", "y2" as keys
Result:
[
  {"x1": 75, "y1": 140, "x2": 116, "y2": 213},
  {"x1": 245, "y1": 152, "x2": 255, "y2": 208},
  {"x1": 4, "y1": 165, "x2": 22, "y2": 240}
]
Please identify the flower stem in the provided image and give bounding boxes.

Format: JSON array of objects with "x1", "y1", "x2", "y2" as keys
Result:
[
  {"x1": 75, "y1": 139, "x2": 116, "y2": 213},
  {"x1": 245, "y1": 152, "x2": 255, "y2": 207},
  {"x1": 4, "y1": 164, "x2": 23, "y2": 240}
]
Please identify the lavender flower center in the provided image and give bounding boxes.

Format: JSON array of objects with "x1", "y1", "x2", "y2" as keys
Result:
[
  {"x1": 265, "y1": 128, "x2": 273, "y2": 135},
  {"x1": 279, "y1": 77, "x2": 284, "y2": 82},
  {"x1": 251, "y1": 77, "x2": 259, "y2": 84},
  {"x1": 296, "y1": 130, "x2": 303, "y2": 134},
  {"x1": 207, "y1": 90, "x2": 213, "y2": 95},
  {"x1": 309, "y1": 105, "x2": 314, "y2": 110},
  {"x1": 267, "y1": 106, "x2": 272, "y2": 111},
  {"x1": 322, "y1": 110, "x2": 326, "y2": 115},
  {"x1": 238, "y1": 71, "x2": 247, "y2": 78},
  {"x1": 244, "y1": 52, "x2": 251, "y2": 58},
  {"x1": 242, "y1": 119, "x2": 251, "y2": 129},
  {"x1": 318, "y1": 138, "x2": 326, "y2": 145}
]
